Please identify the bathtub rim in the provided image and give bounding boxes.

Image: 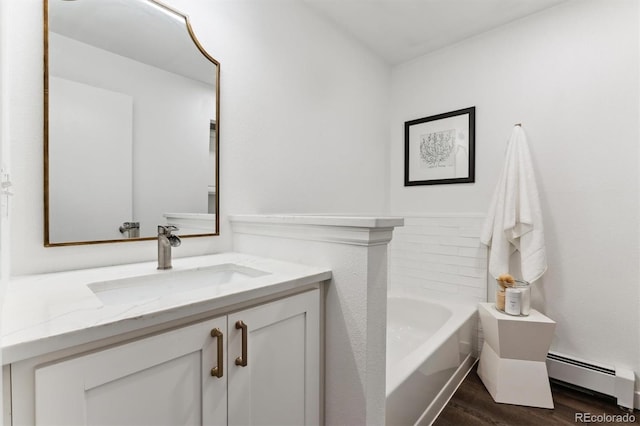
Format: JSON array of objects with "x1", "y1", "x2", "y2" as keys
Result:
[{"x1": 386, "y1": 292, "x2": 478, "y2": 397}]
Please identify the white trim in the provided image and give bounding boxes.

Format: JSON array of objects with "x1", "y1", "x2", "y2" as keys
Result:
[
  {"x1": 230, "y1": 215, "x2": 404, "y2": 247},
  {"x1": 230, "y1": 214, "x2": 404, "y2": 229},
  {"x1": 393, "y1": 212, "x2": 485, "y2": 218}
]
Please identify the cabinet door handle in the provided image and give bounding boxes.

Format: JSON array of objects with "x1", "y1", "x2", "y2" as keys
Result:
[
  {"x1": 210, "y1": 328, "x2": 223, "y2": 378},
  {"x1": 235, "y1": 320, "x2": 248, "y2": 367}
]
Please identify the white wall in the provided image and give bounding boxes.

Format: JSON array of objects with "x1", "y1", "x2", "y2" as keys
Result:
[
  {"x1": 7, "y1": 0, "x2": 390, "y2": 275},
  {"x1": 0, "y1": 0, "x2": 10, "y2": 421},
  {"x1": 0, "y1": 0, "x2": 11, "y2": 279},
  {"x1": 172, "y1": 0, "x2": 391, "y2": 215},
  {"x1": 390, "y1": 0, "x2": 640, "y2": 384}
]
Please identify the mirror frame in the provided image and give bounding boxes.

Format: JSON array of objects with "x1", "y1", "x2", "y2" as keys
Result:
[{"x1": 43, "y1": 0, "x2": 220, "y2": 246}]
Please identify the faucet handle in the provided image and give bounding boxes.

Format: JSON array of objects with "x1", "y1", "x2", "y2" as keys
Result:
[
  {"x1": 120, "y1": 221, "x2": 140, "y2": 233},
  {"x1": 158, "y1": 225, "x2": 179, "y2": 235},
  {"x1": 168, "y1": 234, "x2": 182, "y2": 247}
]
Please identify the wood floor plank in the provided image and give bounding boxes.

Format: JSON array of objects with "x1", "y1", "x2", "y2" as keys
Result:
[{"x1": 433, "y1": 366, "x2": 639, "y2": 426}]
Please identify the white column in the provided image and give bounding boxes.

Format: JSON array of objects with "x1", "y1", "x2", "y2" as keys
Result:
[{"x1": 230, "y1": 215, "x2": 403, "y2": 426}]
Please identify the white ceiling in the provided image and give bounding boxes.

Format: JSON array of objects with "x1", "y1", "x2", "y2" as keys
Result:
[{"x1": 303, "y1": 0, "x2": 569, "y2": 64}]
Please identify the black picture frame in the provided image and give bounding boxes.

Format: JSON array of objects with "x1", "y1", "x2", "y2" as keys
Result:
[{"x1": 404, "y1": 106, "x2": 475, "y2": 186}]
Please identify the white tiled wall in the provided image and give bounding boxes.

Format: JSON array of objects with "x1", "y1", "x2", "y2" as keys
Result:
[{"x1": 389, "y1": 214, "x2": 488, "y2": 304}]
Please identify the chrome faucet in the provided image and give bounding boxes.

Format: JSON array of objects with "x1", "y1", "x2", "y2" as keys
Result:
[
  {"x1": 157, "y1": 225, "x2": 181, "y2": 270},
  {"x1": 119, "y1": 221, "x2": 140, "y2": 238}
]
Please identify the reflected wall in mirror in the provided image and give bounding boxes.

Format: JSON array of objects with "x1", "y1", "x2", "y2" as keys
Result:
[{"x1": 45, "y1": 0, "x2": 219, "y2": 246}]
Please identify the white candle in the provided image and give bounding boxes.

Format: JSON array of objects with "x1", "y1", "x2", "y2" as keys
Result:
[{"x1": 505, "y1": 288, "x2": 522, "y2": 315}]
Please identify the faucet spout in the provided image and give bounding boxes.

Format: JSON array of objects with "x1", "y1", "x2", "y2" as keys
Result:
[{"x1": 157, "y1": 225, "x2": 181, "y2": 270}]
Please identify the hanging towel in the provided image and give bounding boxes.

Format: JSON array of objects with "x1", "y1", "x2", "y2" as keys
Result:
[{"x1": 480, "y1": 126, "x2": 547, "y2": 283}]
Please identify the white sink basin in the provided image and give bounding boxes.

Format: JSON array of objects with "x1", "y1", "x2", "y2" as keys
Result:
[{"x1": 88, "y1": 263, "x2": 269, "y2": 305}]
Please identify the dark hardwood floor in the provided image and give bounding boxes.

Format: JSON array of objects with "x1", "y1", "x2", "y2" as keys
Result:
[{"x1": 433, "y1": 366, "x2": 639, "y2": 426}]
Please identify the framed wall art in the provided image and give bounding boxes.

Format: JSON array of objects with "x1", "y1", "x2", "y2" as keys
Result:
[{"x1": 404, "y1": 106, "x2": 475, "y2": 186}]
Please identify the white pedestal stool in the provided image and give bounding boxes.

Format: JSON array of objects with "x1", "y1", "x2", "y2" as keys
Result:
[{"x1": 477, "y1": 303, "x2": 556, "y2": 409}]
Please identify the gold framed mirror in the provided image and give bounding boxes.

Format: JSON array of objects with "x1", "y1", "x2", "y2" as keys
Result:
[{"x1": 44, "y1": 0, "x2": 219, "y2": 246}]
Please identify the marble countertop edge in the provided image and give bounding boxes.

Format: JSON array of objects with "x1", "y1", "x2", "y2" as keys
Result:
[{"x1": 2, "y1": 253, "x2": 331, "y2": 364}]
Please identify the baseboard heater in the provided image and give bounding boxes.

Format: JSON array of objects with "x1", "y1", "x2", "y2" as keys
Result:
[{"x1": 546, "y1": 351, "x2": 635, "y2": 410}]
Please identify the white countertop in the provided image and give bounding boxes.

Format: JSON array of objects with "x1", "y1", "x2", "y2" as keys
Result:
[{"x1": 2, "y1": 253, "x2": 332, "y2": 364}]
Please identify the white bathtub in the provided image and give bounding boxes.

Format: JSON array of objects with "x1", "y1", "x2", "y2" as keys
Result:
[{"x1": 386, "y1": 295, "x2": 478, "y2": 425}]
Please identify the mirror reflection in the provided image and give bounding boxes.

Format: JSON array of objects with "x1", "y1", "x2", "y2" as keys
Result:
[{"x1": 45, "y1": 0, "x2": 219, "y2": 246}]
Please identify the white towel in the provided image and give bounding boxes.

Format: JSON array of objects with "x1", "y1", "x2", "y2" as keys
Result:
[{"x1": 480, "y1": 126, "x2": 547, "y2": 283}]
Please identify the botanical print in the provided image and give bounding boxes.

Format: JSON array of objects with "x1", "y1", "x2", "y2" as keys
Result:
[
  {"x1": 419, "y1": 129, "x2": 456, "y2": 168},
  {"x1": 404, "y1": 106, "x2": 475, "y2": 186}
]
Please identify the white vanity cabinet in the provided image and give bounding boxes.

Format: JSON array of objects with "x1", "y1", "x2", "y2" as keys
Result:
[
  {"x1": 34, "y1": 316, "x2": 228, "y2": 426},
  {"x1": 9, "y1": 289, "x2": 320, "y2": 426}
]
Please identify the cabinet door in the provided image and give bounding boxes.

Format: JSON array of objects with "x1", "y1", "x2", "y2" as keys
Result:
[
  {"x1": 34, "y1": 317, "x2": 227, "y2": 426},
  {"x1": 227, "y1": 290, "x2": 320, "y2": 426}
]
